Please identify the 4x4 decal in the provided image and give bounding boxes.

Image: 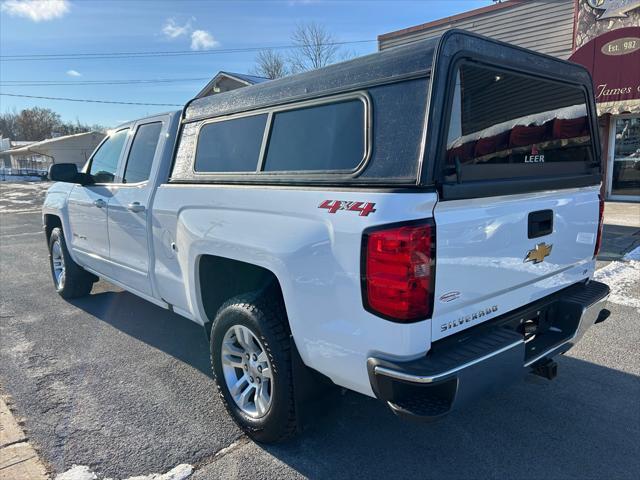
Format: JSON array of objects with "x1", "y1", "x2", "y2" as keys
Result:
[{"x1": 318, "y1": 200, "x2": 377, "y2": 217}]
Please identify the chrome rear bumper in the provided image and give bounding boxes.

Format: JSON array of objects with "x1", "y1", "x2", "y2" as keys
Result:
[{"x1": 367, "y1": 280, "x2": 610, "y2": 421}]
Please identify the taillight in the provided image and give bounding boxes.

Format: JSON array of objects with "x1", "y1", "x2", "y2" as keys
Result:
[
  {"x1": 362, "y1": 220, "x2": 435, "y2": 322},
  {"x1": 594, "y1": 194, "x2": 605, "y2": 258}
]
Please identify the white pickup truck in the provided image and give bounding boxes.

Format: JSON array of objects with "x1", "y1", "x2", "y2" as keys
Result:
[{"x1": 43, "y1": 30, "x2": 610, "y2": 442}]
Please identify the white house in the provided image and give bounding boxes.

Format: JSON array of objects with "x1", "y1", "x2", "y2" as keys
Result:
[
  {"x1": 0, "y1": 131, "x2": 105, "y2": 176},
  {"x1": 195, "y1": 71, "x2": 270, "y2": 98}
]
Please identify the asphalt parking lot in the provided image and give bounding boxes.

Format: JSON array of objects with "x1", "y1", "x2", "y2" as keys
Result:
[{"x1": 1, "y1": 181, "x2": 639, "y2": 479}]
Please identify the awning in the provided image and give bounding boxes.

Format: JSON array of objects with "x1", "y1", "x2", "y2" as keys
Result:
[{"x1": 569, "y1": 26, "x2": 640, "y2": 115}]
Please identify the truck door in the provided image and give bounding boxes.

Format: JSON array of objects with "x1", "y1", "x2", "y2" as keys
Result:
[
  {"x1": 67, "y1": 128, "x2": 130, "y2": 276},
  {"x1": 107, "y1": 118, "x2": 165, "y2": 296}
]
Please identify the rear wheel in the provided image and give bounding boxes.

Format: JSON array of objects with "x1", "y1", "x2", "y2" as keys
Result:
[
  {"x1": 221, "y1": 324, "x2": 274, "y2": 418},
  {"x1": 210, "y1": 292, "x2": 297, "y2": 443},
  {"x1": 48, "y1": 227, "x2": 95, "y2": 299}
]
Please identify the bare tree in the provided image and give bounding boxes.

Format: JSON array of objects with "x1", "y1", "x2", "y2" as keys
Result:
[
  {"x1": 0, "y1": 108, "x2": 20, "y2": 139},
  {"x1": 0, "y1": 107, "x2": 102, "y2": 140},
  {"x1": 251, "y1": 23, "x2": 350, "y2": 78},
  {"x1": 252, "y1": 49, "x2": 288, "y2": 79},
  {"x1": 288, "y1": 22, "x2": 340, "y2": 73},
  {"x1": 15, "y1": 107, "x2": 60, "y2": 141}
]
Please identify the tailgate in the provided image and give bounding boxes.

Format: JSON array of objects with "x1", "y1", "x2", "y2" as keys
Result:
[
  {"x1": 432, "y1": 187, "x2": 599, "y2": 340},
  {"x1": 431, "y1": 61, "x2": 601, "y2": 340}
]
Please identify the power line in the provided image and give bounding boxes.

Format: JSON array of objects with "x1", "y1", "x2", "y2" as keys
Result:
[
  {"x1": 0, "y1": 39, "x2": 376, "y2": 62},
  {"x1": 0, "y1": 93, "x2": 182, "y2": 107},
  {"x1": 0, "y1": 40, "x2": 374, "y2": 58},
  {"x1": 0, "y1": 77, "x2": 210, "y2": 86}
]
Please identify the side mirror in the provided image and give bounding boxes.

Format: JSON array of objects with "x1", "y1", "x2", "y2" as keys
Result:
[{"x1": 48, "y1": 163, "x2": 93, "y2": 185}]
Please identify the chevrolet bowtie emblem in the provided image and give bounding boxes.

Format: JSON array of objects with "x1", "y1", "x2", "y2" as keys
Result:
[{"x1": 525, "y1": 242, "x2": 552, "y2": 264}]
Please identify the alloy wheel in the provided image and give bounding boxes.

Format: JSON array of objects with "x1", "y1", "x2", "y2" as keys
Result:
[
  {"x1": 51, "y1": 240, "x2": 66, "y2": 289},
  {"x1": 221, "y1": 324, "x2": 273, "y2": 418}
]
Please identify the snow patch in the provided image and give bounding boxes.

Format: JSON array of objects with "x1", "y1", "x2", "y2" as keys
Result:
[
  {"x1": 122, "y1": 464, "x2": 193, "y2": 480},
  {"x1": 55, "y1": 464, "x2": 193, "y2": 480},
  {"x1": 448, "y1": 104, "x2": 587, "y2": 148},
  {"x1": 55, "y1": 465, "x2": 97, "y2": 480},
  {"x1": 3, "y1": 191, "x2": 31, "y2": 197},
  {"x1": 594, "y1": 246, "x2": 640, "y2": 309}
]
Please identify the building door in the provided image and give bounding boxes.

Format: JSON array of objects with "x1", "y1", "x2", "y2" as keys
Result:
[{"x1": 607, "y1": 115, "x2": 640, "y2": 202}]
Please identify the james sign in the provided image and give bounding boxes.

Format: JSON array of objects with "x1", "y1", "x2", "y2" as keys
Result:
[{"x1": 570, "y1": 26, "x2": 640, "y2": 114}]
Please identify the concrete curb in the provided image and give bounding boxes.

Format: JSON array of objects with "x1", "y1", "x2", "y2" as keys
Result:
[{"x1": 0, "y1": 395, "x2": 48, "y2": 480}]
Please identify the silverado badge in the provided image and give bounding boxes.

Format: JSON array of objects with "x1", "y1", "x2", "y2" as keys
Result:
[{"x1": 525, "y1": 242, "x2": 552, "y2": 264}]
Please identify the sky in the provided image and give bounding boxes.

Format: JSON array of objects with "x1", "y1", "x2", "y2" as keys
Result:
[{"x1": 0, "y1": 0, "x2": 490, "y2": 128}]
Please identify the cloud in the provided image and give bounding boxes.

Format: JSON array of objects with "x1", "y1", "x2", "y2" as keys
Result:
[
  {"x1": 161, "y1": 17, "x2": 218, "y2": 50},
  {"x1": 66, "y1": 69, "x2": 82, "y2": 77},
  {"x1": 1, "y1": 0, "x2": 70, "y2": 22},
  {"x1": 162, "y1": 18, "x2": 191, "y2": 39},
  {"x1": 190, "y1": 30, "x2": 218, "y2": 50}
]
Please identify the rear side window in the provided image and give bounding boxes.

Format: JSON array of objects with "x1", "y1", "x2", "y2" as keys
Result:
[
  {"x1": 195, "y1": 114, "x2": 267, "y2": 172},
  {"x1": 123, "y1": 122, "x2": 163, "y2": 183},
  {"x1": 88, "y1": 128, "x2": 129, "y2": 183},
  {"x1": 263, "y1": 100, "x2": 365, "y2": 172},
  {"x1": 443, "y1": 63, "x2": 595, "y2": 183}
]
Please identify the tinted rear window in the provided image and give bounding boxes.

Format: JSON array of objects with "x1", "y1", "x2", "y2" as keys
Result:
[
  {"x1": 124, "y1": 122, "x2": 162, "y2": 183},
  {"x1": 195, "y1": 114, "x2": 267, "y2": 172},
  {"x1": 263, "y1": 99, "x2": 365, "y2": 172},
  {"x1": 443, "y1": 63, "x2": 595, "y2": 183}
]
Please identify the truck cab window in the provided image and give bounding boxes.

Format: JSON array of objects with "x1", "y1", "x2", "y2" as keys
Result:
[
  {"x1": 123, "y1": 122, "x2": 163, "y2": 183},
  {"x1": 88, "y1": 128, "x2": 129, "y2": 183}
]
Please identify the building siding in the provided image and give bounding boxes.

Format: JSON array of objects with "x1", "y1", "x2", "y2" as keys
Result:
[{"x1": 379, "y1": 0, "x2": 575, "y2": 59}]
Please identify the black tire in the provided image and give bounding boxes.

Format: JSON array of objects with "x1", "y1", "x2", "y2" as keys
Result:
[
  {"x1": 48, "y1": 227, "x2": 95, "y2": 299},
  {"x1": 210, "y1": 291, "x2": 297, "y2": 443}
]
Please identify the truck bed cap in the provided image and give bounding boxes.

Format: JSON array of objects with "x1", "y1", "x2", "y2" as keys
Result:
[
  {"x1": 184, "y1": 35, "x2": 438, "y2": 122},
  {"x1": 176, "y1": 29, "x2": 597, "y2": 189}
]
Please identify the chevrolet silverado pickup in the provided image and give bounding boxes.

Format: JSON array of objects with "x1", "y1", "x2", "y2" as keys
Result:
[{"x1": 42, "y1": 30, "x2": 611, "y2": 442}]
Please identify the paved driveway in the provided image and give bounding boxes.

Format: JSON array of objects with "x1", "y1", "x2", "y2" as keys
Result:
[{"x1": 0, "y1": 182, "x2": 638, "y2": 479}]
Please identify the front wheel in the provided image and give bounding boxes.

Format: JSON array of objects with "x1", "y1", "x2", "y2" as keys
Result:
[
  {"x1": 210, "y1": 292, "x2": 297, "y2": 443},
  {"x1": 48, "y1": 227, "x2": 95, "y2": 299}
]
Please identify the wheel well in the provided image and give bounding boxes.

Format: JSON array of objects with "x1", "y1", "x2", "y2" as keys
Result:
[
  {"x1": 44, "y1": 214, "x2": 62, "y2": 241},
  {"x1": 199, "y1": 255, "x2": 285, "y2": 339}
]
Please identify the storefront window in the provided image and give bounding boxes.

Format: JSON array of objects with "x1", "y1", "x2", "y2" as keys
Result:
[{"x1": 612, "y1": 117, "x2": 640, "y2": 197}]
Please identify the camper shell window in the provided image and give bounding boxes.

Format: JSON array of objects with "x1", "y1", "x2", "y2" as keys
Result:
[
  {"x1": 442, "y1": 63, "x2": 596, "y2": 184},
  {"x1": 191, "y1": 93, "x2": 371, "y2": 175},
  {"x1": 263, "y1": 99, "x2": 366, "y2": 173},
  {"x1": 194, "y1": 114, "x2": 268, "y2": 173}
]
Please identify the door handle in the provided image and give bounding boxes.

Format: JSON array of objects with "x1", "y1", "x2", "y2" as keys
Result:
[
  {"x1": 127, "y1": 202, "x2": 145, "y2": 213},
  {"x1": 93, "y1": 199, "x2": 106, "y2": 208},
  {"x1": 528, "y1": 209, "x2": 553, "y2": 238}
]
